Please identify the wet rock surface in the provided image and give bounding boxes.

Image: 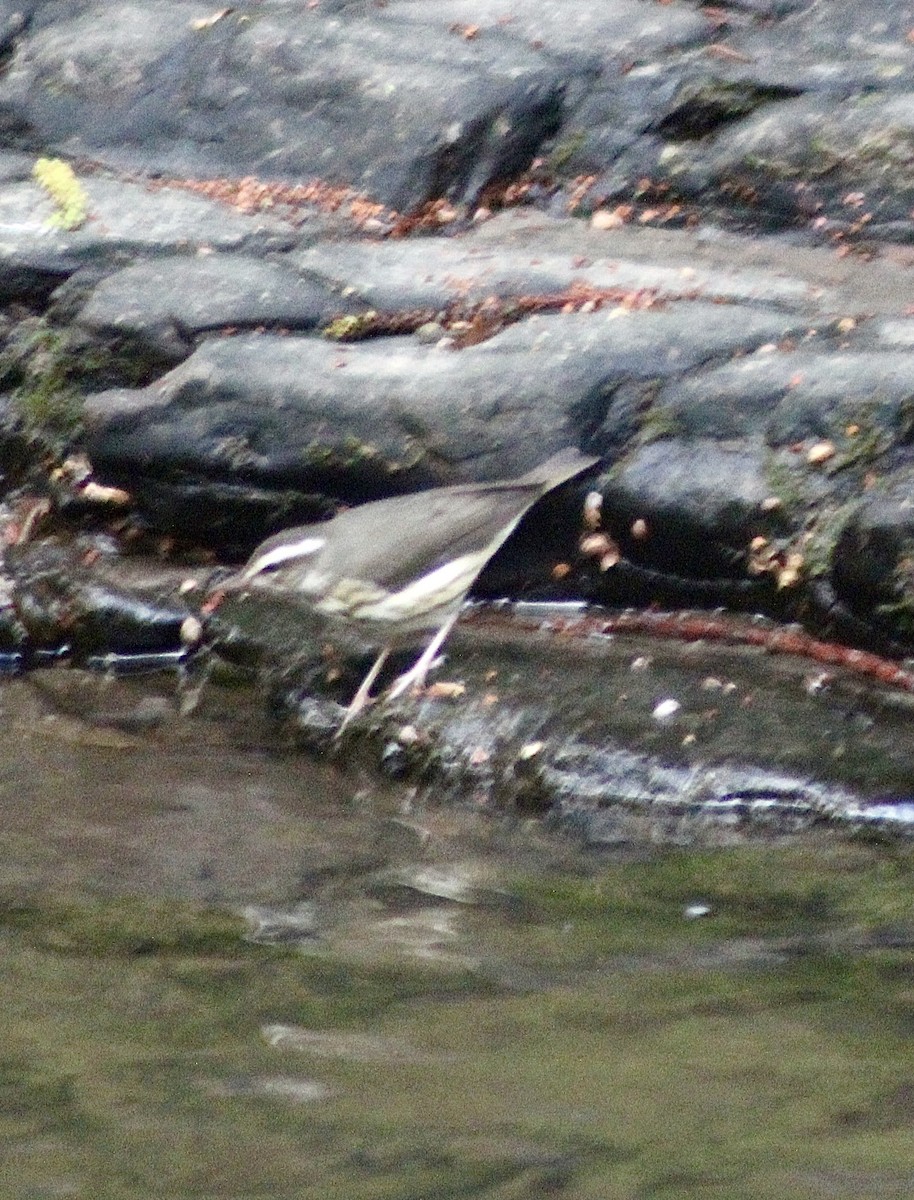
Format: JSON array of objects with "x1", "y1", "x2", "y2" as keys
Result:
[{"x1": 271, "y1": 616, "x2": 914, "y2": 834}]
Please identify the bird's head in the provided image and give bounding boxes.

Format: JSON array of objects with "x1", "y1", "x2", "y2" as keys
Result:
[{"x1": 225, "y1": 531, "x2": 331, "y2": 598}]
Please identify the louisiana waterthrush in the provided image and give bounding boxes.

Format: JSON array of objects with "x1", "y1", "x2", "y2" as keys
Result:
[{"x1": 219, "y1": 448, "x2": 599, "y2": 728}]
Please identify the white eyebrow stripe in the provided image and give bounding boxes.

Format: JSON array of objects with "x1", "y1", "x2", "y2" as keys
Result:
[{"x1": 244, "y1": 536, "x2": 326, "y2": 577}]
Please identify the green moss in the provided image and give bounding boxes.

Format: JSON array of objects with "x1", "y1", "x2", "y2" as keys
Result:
[
  {"x1": 0, "y1": 895, "x2": 250, "y2": 956},
  {"x1": 801, "y1": 499, "x2": 861, "y2": 580},
  {"x1": 548, "y1": 128, "x2": 586, "y2": 173},
  {"x1": 14, "y1": 370, "x2": 84, "y2": 438},
  {"x1": 826, "y1": 399, "x2": 894, "y2": 472},
  {"x1": 7, "y1": 325, "x2": 85, "y2": 442},
  {"x1": 836, "y1": 423, "x2": 889, "y2": 471},
  {"x1": 740, "y1": 152, "x2": 802, "y2": 180},
  {"x1": 505, "y1": 842, "x2": 914, "y2": 962},
  {"x1": 763, "y1": 453, "x2": 811, "y2": 517},
  {"x1": 32, "y1": 157, "x2": 89, "y2": 231},
  {"x1": 806, "y1": 136, "x2": 847, "y2": 177},
  {"x1": 301, "y1": 438, "x2": 382, "y2": 474},
  {"x1": 637, "y1": 402, "x2": 684, "y2": 445},
  {"x1": 323, "y1": 311, "x2": 379, "y2": 341},
  {"x1": 509, "y1": 843, "x2": 914, "y2": 942},
  {"x1": 874, "y1": 541, "x2": 914, "y2": 636}
]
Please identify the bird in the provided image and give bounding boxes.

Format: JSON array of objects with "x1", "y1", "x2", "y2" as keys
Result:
[{"x1": 218, "y1": 448, "x2": 599, "y2": 731}]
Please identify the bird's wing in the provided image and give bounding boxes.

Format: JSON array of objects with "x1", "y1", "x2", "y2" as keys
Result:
[{"x1": 315, "y1": 484, "x2": 545, "y2": 593}]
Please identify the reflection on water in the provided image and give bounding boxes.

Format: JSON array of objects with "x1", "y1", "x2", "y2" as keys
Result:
[{"x1": 2, "y1": 643, "x2": 914, "y2": 1198}]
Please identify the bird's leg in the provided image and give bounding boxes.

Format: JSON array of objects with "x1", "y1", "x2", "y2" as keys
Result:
[
  {"x1": 335, "y1": 645, "x2": 390, "y2": 737},
  {"x1": 386, "y1": 612, "x2": 459, "y2": 701}
]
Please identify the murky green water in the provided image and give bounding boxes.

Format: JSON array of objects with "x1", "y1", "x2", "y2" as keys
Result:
[{"x1": 3, "y1": 651, "x2": 914, "y2": 1199}]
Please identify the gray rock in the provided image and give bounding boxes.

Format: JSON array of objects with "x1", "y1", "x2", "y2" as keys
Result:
[
  {"x1": 84, "y1": 301, "x2": 810, "y2": 521},
  {"x1": 0, "y1": 1, "x2": 578, "y2": 211},
  {"x1": 74, "y1": 255, "x2": 368, "y2": 364},
  {"x1": 832, "y1": 478, "x2": 914, "y2": 613},
  {"x1": 694, "y1": 93, "x2": 914, "y2": 230},
  {"x1": 293, "y1": 212, "x2": 817, "y2": 310},
  {"x1": 599, "y1": 437, "x2": 775, "y2": 569},
  {"x1": 0, "y1": 174, "x2": 295, "y2": 303},
  {"x1": 658, "y1": 350, "x2": 914, "y2": 446}
]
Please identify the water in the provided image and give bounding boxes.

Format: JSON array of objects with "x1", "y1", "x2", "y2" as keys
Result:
[{"x1": 3, "y1": 640, "x2": 914, "y2": 1198}]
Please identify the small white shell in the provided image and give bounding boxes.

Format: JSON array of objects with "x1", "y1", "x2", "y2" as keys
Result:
[
  {"x1": 652, "y1": 698, "x2": 681, "y2": 721},
  {"x1": 807, "y1": 441, "x2": 835, "y2": 465},
  {"x1": 180, "y1": 616, "x2": 203, "y2": 647},
  {"x1": 518, "y1": 740, "x2": 545, "y2": 760}
]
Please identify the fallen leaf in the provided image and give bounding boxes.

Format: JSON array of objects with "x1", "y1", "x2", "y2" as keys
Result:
[
  {"x1": 190, "y1": 8, "x2": 233, "y2": 30},
  {"x1": 425, "y1": 681, "x2": 466, "y2": 700}
]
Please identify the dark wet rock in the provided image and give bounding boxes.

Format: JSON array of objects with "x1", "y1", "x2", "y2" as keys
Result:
[
  {"x1": 830, "y1": 479, "x2": 914, "y2": 628},
  {"x1": 267, "y1": 618, "x2": 914, "y2": 836},
  {"x1": 657, "y1": 350, "x2": 914, "y2": 448},
  {"x1": 4, "y1": 542, "x2": 193, "y2": 657},
  {"x1": 73, "y1": 255, "x2": 369, "y2": 368},
  {"x1": 554, "y1": 0, "x2": 914, "y2": 236},
  {"x1": 545, "y1": 752, "x2": 854, "y2": 846},
  {"x1": 82, "y1": 301, "x2": 809, "y2": 541},
  {"x1": 117, "y1": 480, "x2": 339, "y2": 556},
  {"x1": 0, "y1": 1, "x2": 577, "y2": 211},
  {"x1": 660, "y1": 93, "x2": 914, "y2": 236},
  {"x1": 593, "y1": 438, "x2": 778, "y2": 580}
]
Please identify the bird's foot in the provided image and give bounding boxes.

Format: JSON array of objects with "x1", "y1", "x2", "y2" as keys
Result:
[
  {"x1": 385, "y1": 659, "x2": 429, "y2": 702},
  {"x1": 335, "y1": 646, "x2": 390, "y2": 738},
  {"x1": 386, "y1": 612, "x2": 459, "y2": 702}
]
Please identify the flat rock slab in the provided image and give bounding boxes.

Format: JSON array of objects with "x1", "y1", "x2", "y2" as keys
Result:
[
  {"x1": 74, "y1": 255, "x2": 370, "y2": 364},
  {"x1": 291, "y1": 226, "x2": 817, "y2": 311},
  {"x1": 280, "y1": 618, "x2": 914, "y2": 839},
  {"x1": 0, "y1": 175, "x2": 296, "y2": 304}
]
